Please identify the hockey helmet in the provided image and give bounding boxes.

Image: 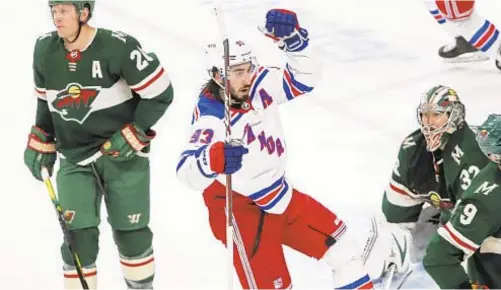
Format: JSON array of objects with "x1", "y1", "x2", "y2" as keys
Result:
[
  {"x1": 204, "y1": 39, "x2": 257, "y2": 80},
  {"x1": 49, "y1": 1, "x2": 95, "y2": 22},
  {"x1": 476, "y1": 114, "x2": 501, "y2": 164},
  {"x1": 417, "y1": 85, "x2": 465, "y2": 152}
]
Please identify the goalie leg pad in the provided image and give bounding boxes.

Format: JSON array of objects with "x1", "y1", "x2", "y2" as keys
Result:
[
  {"x1": 113, "y1": 228, "x2": 155, "y2": 289},
  {"x1": 320, "y1": 227, "x2": 374, "y2": 289},
  {"x1": 361, "y1": 215, "x2": 412, "y2": 280}
]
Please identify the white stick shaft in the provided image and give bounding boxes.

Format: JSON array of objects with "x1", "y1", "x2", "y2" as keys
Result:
[
  {"x1": 213, "y1": 3, "x2": 228, "y2": 40},
  {"x1": 226, "y1": 225, "x2": 234, "y2": 290},
  {"x1": 213, "y1": 5, "x2": 234, "y2": 290}
]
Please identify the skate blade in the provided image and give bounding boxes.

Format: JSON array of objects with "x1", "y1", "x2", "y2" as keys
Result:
[{"x1": 442, "y1": 52, "x2": 490, "y2": 63}]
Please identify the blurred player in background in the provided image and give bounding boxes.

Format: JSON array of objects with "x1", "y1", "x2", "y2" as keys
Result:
[
  {"x1": 424, "y1": 0, "x2": 501, "y2": 69},
  {"x1": 24, "y1": 1, "x2": 174, "y2": 288}
]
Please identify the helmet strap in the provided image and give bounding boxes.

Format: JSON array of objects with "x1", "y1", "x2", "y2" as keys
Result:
[{"x1": 64, "y1": 20, "x2": 83, "y2": 44}]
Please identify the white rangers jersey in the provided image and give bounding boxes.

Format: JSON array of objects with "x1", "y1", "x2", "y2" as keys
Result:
[{"x1": 176, "y1": 48, "x2": 320, "y2": 215}]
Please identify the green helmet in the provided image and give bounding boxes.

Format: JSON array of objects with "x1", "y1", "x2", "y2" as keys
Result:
[
  {"x1": 417, "y1": 85, "x2": 465, "y2": 151},
  {"x1": 49, "y1": 1, "x2": 95, "y2": 22},
  {"x1": 477, "y1": 114, "x2": 501, "y2": 164}
]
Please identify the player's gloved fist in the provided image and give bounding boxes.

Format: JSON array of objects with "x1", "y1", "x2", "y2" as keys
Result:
[
  {"x1": 24, "y1": 126, "x2": 57, "y2": 181},
  {"x1": 100, "y1": 122, "x2": 155, "y2": 161},
  {"x1": 261, "y1": 9, "x2": 309, "y2": 52},
  {"x1": 207, "y1": 141, "x2": 249, "y2": 174}
]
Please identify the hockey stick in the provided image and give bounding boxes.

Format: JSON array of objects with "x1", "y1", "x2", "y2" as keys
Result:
[
  {"x1": 212, "y1": 4, "x2": 234, "y2": 289},
  {"x1": 41, "y1": 168, "x2": 89, "y2": 289}
]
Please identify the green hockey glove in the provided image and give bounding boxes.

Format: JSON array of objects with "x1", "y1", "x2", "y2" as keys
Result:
[
  {"x1": 100, "y1": 123, "x2": 155, "y2": 161},
  {"x1": 24, "y1": 126, "x2": 57, "y2": 181}
]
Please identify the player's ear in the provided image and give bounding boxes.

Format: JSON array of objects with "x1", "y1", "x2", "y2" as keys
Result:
[{"x1": 79, "y1": 7, "x2": 90, "y2": 22}]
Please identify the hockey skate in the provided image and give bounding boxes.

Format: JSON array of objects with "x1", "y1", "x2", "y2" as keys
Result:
[{"x1": 438, "y1": 36, "x2": 489, "y2": 63}]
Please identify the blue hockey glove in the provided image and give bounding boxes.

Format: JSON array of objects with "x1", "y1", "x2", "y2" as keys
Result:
[
  {"x1": 207, "y1": 141, "x2": 249, "y2": 174},
  {"x1": 261, "y1": 9, "x2": 309, "y2": 52}
]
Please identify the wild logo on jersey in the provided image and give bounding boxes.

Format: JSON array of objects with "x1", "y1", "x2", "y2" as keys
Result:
[
  {"x1": 52, "y1": 83, "x2": 101, "y2": 124},
  {"x1": 422, "y1": 191, "x2": 454, "y2": 210}
]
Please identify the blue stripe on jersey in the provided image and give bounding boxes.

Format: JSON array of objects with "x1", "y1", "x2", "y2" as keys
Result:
[
  {"x1": 337, "y1": 275, "x2": 371, "y2": 289},
  {"x1": 176, "y1": 149, "x2": 198, "y2": 172},
  {"x1": 260, "y1": 181, "x2": 289, "y2": 211},
  {"x1": 286, "y1": 64, "x2": 314, "y2": 92},
  {"x1": 230, "y1": 113, "x2": 244, "y2": 126},
  {"x1": 283, "y1": 79, "x2": 295, "y2": 100},
  {"x1": 197, "y1": 159, "x2": 217, "y2": 178},
  {"x1": 176, "y1": 145, "x2": 216, "y2": 178},
  {"x1": 249, "y1": 69, "x2": 269, "y2": 102},
  {"x1": 248, "y1": 177, "x2": 284, "y2": 200}
]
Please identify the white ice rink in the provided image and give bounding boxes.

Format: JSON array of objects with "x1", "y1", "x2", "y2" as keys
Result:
[{"x1": 1, "y1": 0, "x2": 501, "y2": 288}]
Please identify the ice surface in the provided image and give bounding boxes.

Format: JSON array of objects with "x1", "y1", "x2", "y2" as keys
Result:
[{"x1": 1, "y1": 0, "x2": 500, "y2": 288}]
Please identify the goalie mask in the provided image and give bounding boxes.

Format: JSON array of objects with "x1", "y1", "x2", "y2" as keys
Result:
[
  {"x1": 417, "y1": 85, "x2": 465, "y2": 152},
  {"x1": 204, "y1": 39, "x2": 258, "y2": 83},
  {"x1": 476, "y1": 114, "x2": 501, "y2": 164}
]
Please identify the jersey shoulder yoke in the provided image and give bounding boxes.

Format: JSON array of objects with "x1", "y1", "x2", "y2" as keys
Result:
[{"x1": 196, "y1": 92, "x2": 225, "y2": 120}]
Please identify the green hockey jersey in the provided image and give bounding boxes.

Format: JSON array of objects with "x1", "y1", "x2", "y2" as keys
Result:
[
  {"x1": 424, "y1": 161, "x2": 501, "y2": 288},
  {"x1": 33, "y1": 28, "x2": 173, "y2": 165},
  {"x1": 382, "y1": 124, "x2": 489, "y2": 224}
]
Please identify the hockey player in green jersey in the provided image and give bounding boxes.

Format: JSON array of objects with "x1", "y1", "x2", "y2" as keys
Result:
[
  {"x1": 381, "y1": 85, "x2": 489, "y2": 268},
  {"x1": 23, "y1": 1, "x2": 173, "y2": 289},
  {"x1": 424, "y1": 113, "x2": 501, "y2": 289}
]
